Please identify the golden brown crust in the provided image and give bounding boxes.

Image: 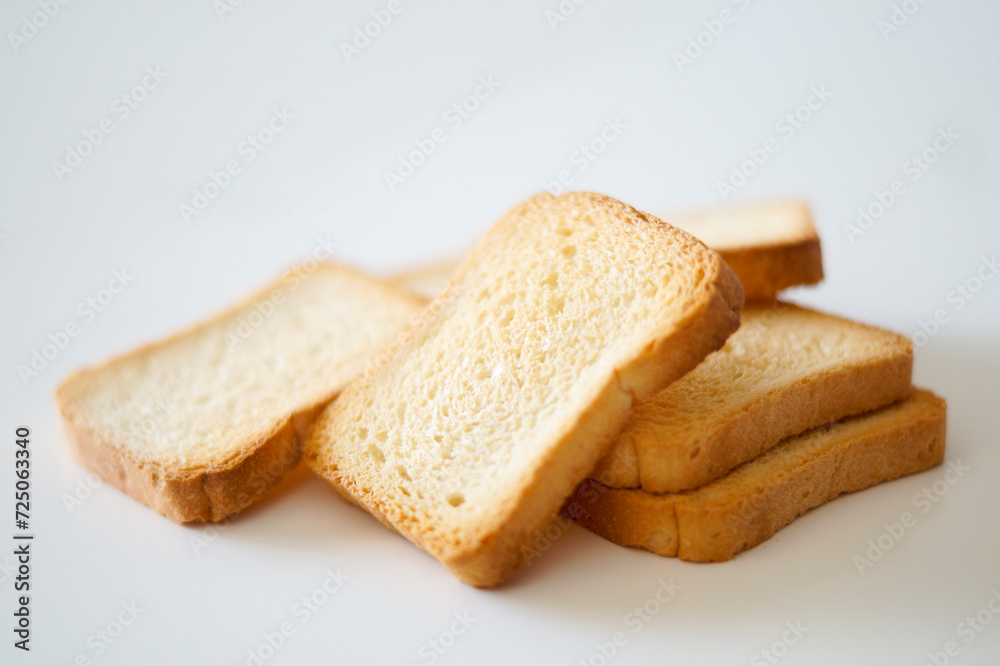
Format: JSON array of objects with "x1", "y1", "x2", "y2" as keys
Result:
[
  {"x1": 592, "y1": 303, "x2": 914, "y2": 492},
  {"x1": 613, "y1": 208, "x2": 745, "y2": 399},
  {"x1": 61, "y1": 411, "x2": 303, "y2": 522},
  {"x1": 446, "y1": 258, "x2": 741, "y2": 586},
  {"x1": 719, "y1": 237, "x2": 823, "y2": 302},
  {"x1": 636, "y1": 341, "x2": 913, "y2": 492},
  {"x1": 441, "y1": 374, "x2": 635, "y2": 586},
  {"x1": 569, "y1": 389, "x2": 947, "y2": 562},
  {"x1": 306, "y1": 191, "x2": 744, "y2": 588},
  {"x1": 55, "y1": 263, "x2": 421, "y2": 523},
  {"x1": 450, "y1": 197, "x2": 742, "y2": 586}
]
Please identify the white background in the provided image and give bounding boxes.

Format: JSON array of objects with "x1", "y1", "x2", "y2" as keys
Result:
[{"x1": 2, "y1": 1, "x2": 999, "y2": 664}]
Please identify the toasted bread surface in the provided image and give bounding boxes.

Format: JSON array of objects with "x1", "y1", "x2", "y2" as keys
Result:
[
  {"x1": 306, "y1": 191, "x2": 743, "y2": 587},
  {"x1": 56, "y1": 264, "x2": 422, "y2": 523},
  {"x1": 569, "y1": 389, "x2": 946, "y2": 562},
  {"x1": 592, "y1": 303, "x2": 914, "y2": 491}
]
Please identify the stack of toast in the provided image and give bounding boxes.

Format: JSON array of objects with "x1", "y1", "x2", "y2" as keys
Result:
[
  {"x1": 390, "y1": 198, "x2": 946, "y2": 566},
  {"x1": 57, "y1": 192, "x2": 946, "y2": 587}
]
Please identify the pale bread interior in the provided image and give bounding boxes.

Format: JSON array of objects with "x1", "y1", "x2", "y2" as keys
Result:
[
  {"x1": 306, "y1": 191, "x2": 742, "y2": 585},
  {"x1": 658, "y1": 200, "x2": 815, "y2": 250},
  {"x1": 58, "y1": 264, "x2": 421, "y2": 472}
]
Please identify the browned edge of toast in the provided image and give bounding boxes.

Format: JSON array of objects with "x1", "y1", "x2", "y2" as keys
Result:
[
  {"x1": 421, "y1": 198, "x2": 745, "y2": 587},
  {"x1": 307, "y1": 193, "x2": 745, "y2": 587},
  {"x1": 719, "y1": 237, "x2": 823, "y2": 302},
  {"x1": 60, "y1": 406, "x2": 320, "y2": 523},
  {"x1": 591, "y1": 304, "x2": 913, "y2": 492},
  {"x1": 55, "y1": 264, "x2": 423, "y2": 523},
  {"x1": 566, "y1": 389, "x2": 946, "y2": 563}
]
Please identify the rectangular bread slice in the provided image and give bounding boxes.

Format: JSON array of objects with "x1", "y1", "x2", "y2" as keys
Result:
[
  {"x1": 591, "y1": 303, "x2": 913, "y2": 491},
  {"x1": 568, "y1": 389, "x2": 946, "y2": 562},
  {"x1": 305, "y1": 191, "x2": 744, "y2": 587},
  {"x1": 56, "y1": 264, "x2": 423, "y2": 523},
  {"x1": 388, "y1": 200, "x2": 821, "y2": 302}
]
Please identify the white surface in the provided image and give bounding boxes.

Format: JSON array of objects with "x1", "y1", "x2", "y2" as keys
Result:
[{"x1": 2, "y1": 1, "x2": 999, "y2": 664}]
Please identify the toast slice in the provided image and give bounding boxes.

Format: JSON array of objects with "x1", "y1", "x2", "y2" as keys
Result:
[
  {"x1": 592, "y1": 303, "x2": 913, "y2": 492},
  {"x1": 305, "y1": 191, "x2": 744, "y2": 587},
  {"x1": 658, "y1": 200, "x2": 822, "y2": 301},
  {"x1": 568, "y1": 389, "x2": 946, "y2": 562},
  {"x1": 388, "y1": 200, "x2": 821, "y2": 302},
  {"x1": 56, "y1": 264, "x2": 422, "y2": 523}
]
